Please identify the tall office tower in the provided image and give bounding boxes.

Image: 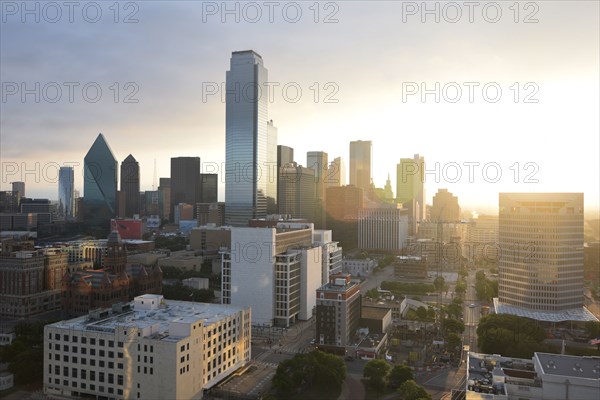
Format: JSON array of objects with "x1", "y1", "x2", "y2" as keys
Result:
[
  {"x1": 73, "y1": 190, "x2": 80, "y2": 220},
  {"x1": 349, "y1": 140, "x2": 372, "y2": 195},
  {"x1": 496, "y1": 193, "x2": 595, "y2": 321},
  {"x1": 278, "y1": 164, "x2": 316, "y2": 221},
  {"x1": 326, "y1": 157, "x2": 346, "y2": 188},
  {"x1": 199, "y1": 173, "x2": 218, "y2": 203},
  {"x1": 83, "y1": 133, "x2": 118, "y2": 226},
  {"x1": 11, "y1": 181, "x2": 25, "y2": 200},
  {"x1": 307, "y1": 151, "x2": 328, "y2": 227},
  {"x1": 120, "y1": 154, "x2": 140, "y2": 217},
  {"x1": 396, "y1": 154, "x2": 426, "y2": 235},
  {"x1": 225, "y1": 50, "x2": 274, "y2": 226},
  {"x1": 315, "y1": 274, "x2": 361, "y2": 347},
  {"x1": 0, "y1": 191, "x2": 19, "y2": 213},
  {"x1": 466, "y1": 215, "x2": 498, "y2": 261},
  {"x1": 158, "y1": 178, "x2": 171, "y2": 221},
  {"x1": 57, "y1": 166, "x2": 74, "y2": 221},
  {"x1": 170, "y1": 157, "x2": 200, "y2": 219},
  {"x1": 277, "y1": 145, "x2": 294, "y2": 167},
  {"x1": 266, "y1": 120, "x2": 278, "y2": 214},
  {"x1": 431, "y1": 188, "x2": 460, "y2": 221}
]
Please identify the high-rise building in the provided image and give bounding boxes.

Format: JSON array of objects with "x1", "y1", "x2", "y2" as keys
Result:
[
  {"x1": 307, "y1": 151, "x2": 328, "y2": 227},
  {"x1": 277, "y1": 145, "x2": 294, "y2": 167},
  {"x1": 120, "y1": 154, "x2": 140, "y2": 217},
  {"x1": 495, "y1": 193, "x2": 596, "y2": 322},
  {"x1": 170, "y1": 157, "x2": 200, "y2": 219},
  {"x1": 225, "y1": 50, "x2": 275, "y2": 226},
  {"x1": 325, "y1": 185, "x2": 364, "y2": 221},
  {"x1": 57, "y1": 167, "x2": 75, "y2": 221},
  {"x1": 396, "y1": 154, "x2": 426, "y2": 235},
  {"x1": 431, "y1": 188, "x2": 460, "y2": 221},
  {"x1": 326, "y1": 157, "x2": 346, "y2": 188},
  {"x1": 11, "y1": 181, "x2": 25, "y2": 200},
  {"x1": 358, "y1": 204, "x2": 409, "y2": 253},
  {"x1": 349, "y1": 140, "x2": 372, "y2": 194},
  {"x1": 316, "y1": 274, "x2": 361, "y2": 347},
  {"x1": 221, "y1": 222, "x2": 323, "y2": 327},
  {"x1": 158, "y1": 178, "x2": 171, "y2": 221},
  {"x1": 313, "y1": 230, "x2": 343, "y2": 283},
  {"x1": 83, "y1": 134, "x2": 118, "y2": 226},
  {"x1": 266, "y1": 120, "x2": 278, "y2": 214},
  {"x1": 199, "y1": 173, "x2": 218, "y2": 203},
  {"x1": 44, "y1": 294, "x2": 251, "y2": 400},
  {"x1": 0, "y1": 191, "x2": 19, "y2": 213},
  {"x1": 278, "y1": 164, "x2": 316, "y2": 221}
]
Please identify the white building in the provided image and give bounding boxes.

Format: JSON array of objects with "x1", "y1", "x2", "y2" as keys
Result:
[
  {"x1": 467, "y1": 351, "x2": 600, "y2": 400},
  {"x1": 183, "y1": 277, "x2": 210, "y2": 290},
  {"x1": 358, "y1": 205, "x2": 408, "y2": 252},
  {"x1": 313, "y1": 229, "x2": 343, "y2": 283},
  {"x1": 343, "y1": 258, "x2": 376, "y2": 277},
  {"x1": 221, "y1": 223, "x2": 323, "y2": 327},
  {"x1": 44, "y1": 294, "x2": 251, "y2": 400}
]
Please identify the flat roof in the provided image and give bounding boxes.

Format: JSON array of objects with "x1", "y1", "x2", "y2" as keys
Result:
[
  {"x1": 535, "y1": 352, "x2": 600, "y2": 380},
  {"x1": 49, "y1": 297, "x2": 247, "y2": 338},
  {"x1": 361, "y1": 306, "x2": 391, "y2": 320},
  {"x1": 494, "y1": 299, "x2": 599, "y2": 322}
]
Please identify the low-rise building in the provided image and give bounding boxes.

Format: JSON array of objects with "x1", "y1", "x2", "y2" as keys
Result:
[
  {"x1": 316, "y1": 274, "x2": 361, "y2": 347},
  {"x1": 44, "y1": 294, "x2": 251, "y2": 400},
  {"x1": 183, "y1": 277, "x2": 209, "y2": 290},
  {"x1": 394, "y1": 255, "x2": 428, "y2": 280},
  {"x1": 343, "y1": 258, "x2": 376, "y2": 277}
]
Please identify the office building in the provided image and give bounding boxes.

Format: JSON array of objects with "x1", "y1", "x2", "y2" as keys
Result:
[
  {"x1": 431, "y1": 189, "x2": 460, "y2": 221},
  {"x1": 277, "y1": 145, "x2": 294, "y2": 168},
  {"x1": 20, "y1": 198, "x2": 52, "y2": 226},
  {"x1": 313, "y1": 229, "x2": 343, "y2": 283},
  {"x1": 466, "y1": 351, "x2": 600, "y2": 400},
  {"x1": 326, "y1": 157, "x2": 346, "y2": 187},
  {"x1": 307, "y1": 151, "x2": 328, "y2": 227},
  {"x1": 225, "y1": 50, "x2": 276, "y2": 226},
  {"x1": 0, "y1": 244, "x2": 68, "y2": 318},
  {"x1": 0, "y1": 191, "x2": 19, "y2": 213},
  {"x1": 83, "y1": 134, "x2": 118, "y2": 226},
  {"x1": 349, "y1": 140, "x2": 372, "y2": 195},
  {"x1": 221, "y1": 222, "x2": 323, "y2": 327},
  {"x1": 158, "y1": 178, "x2": 171, "y2": 221},
  {"x1": 396, "y1": 154, "x2": 426, "y2": 235},
  {"x1": 393, "y1": 255, "x2": 428, "y2": 279},
  {"x1": 44, "y1": 294, "x2": 251, "y2": 400},
  {"x1": 358, "y1": 204, "x2": 409, "y2": 253},
  {"x1": 11, "y1": 182, "x2": 25, "y2": 200},
  {"x1": 57, "y1": 167, "x2": 75, "y2": 221},
  {"x1": 120, "y1": 155, "x2": 140, "y2": 218},
  {"x1": 196, "y1": 202, "x2": 226, "y2": 227},
  {"x1": 199, "y1": 173, "x2": 218, "y2": 204},
  {"x1": 316, "y1": 274, "x2": 361, "y2": 347},
  {"x1": 466, "y1": 215, "x2": 499, "y2": 261},
  {"x1": 278, "y1": 164, "x2": 316, "y2": 222},
  {"x1": 174, "y1": 203, "x2": 194, "y2": 224},
  {"x1": 495, "y1": 193, "x2": 596, "y2": 322},
  {"x1": 170, "y1": 157, "x2": 200, "y2": 219}
]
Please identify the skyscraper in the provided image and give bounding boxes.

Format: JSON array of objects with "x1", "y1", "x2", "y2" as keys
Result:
[
  {"x1": 225, "y1": 50, "x2": 275, "y2": 226},
  {"x1": 170, "y1": 157, "x2": 200, "y2": 218},
  {"x1": 349, "y1": 140, "x2": 372, "y2": 194},
  {"x1": 396, "y1": 154, "x2": 426, "y2": 235},
  {"x1": 278, "y1": 164, "x2": 316, "y2": 221},
  {"x1": 83, "y1": 133, "x2": 118, "y2": 226},
  {"x1": 11, "y1": 181, "x2": 25, "y2": 200},
  {"x1": 199, "y1": 173, "x2": 218, "y2": 203},
  {"x1": 120, "y1": 154, "x2": 140, "y2": 217},
  {"x1": 277, "y1": 145, "x2": 294, "y2": 168},
  {"x1": 431, "y1": 188, "x2": 460, "y2": 221},
  {"x1": 158, "y1": 178, "x2": 171, "y2": 221},
  {"x1": 496, "y1": 193, "x2": 594, "y2": 321},
  {"x1": 58, "y1": 166, "x2": 74, "y2": 221},
  {"x1": 326, "y1": 157, "x2": 346, "y2": 188},
  {"x1": 307, "y1": 151, "x2": 328, "y2": 227}
]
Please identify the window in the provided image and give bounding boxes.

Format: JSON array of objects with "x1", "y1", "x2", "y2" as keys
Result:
[
  {"x1": 90, "y1": 338, "x2": 96, "y2": 345},
  {"x1": 109, "y1": 340, "x2": 114, "y2": 348},
  {"x1": 81, "y1": 370, "x2": 87, "y2": 380},
  {"x1": 100, "y1": 360, "x2": 105, "y2": 368},
  {"x1": 109, "y1": 362, "x2": 114, "y2": 369},
  {"x1": 72, "y1": 336, "x2": 78, "y2": 343},
  {"x1": 63, "y1": 335, "x2": 69, "y2": 342},
  {"x1": 118, "y1": 363, "x2": 123, "y2": 369},
  {"x1": 118, "y1": 352, "x2": 123, "y2": 358},
  {"x1": 99, "y1": 372, "x2": 105, "y2": 383},
  {"x1": 72, "y1": 368, "x2": 78, "y2": 378},
  {"x1": 81, "y1": 337, "x2": 87, "y2": 344},
  {"x1": 90, "y1": 349, "x2": 95, "y2": 356},
  {"x1": 99, "y1": 339, "x2": 105, "y2": 346},
  {"x1": 118, "y1": 375, "x2": 123, "y2": 385},
  {"x1": 99, "y1": 350, "x2": 105, "y2": 357},
  {"x1": 90, "y1": 371, "x2": 95, "y2": 381},
  {"x1": 118, "y1": 341, "x2": 123, "y2": 347}
]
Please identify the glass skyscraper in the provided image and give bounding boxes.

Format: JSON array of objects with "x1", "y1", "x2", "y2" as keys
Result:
[
  {"x1": 83, "y1": 133, "x2": 118, "y2": 226},
  {"x1": 225, "y1": 50, "x2": 276, "y2": 226},
  {"x1": 58, "y1": 166, "x2": 74, "y2": 221}
]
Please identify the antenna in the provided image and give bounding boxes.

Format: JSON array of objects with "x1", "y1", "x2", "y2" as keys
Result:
[{"x1": 152, "y1": 159, "x2": 157, "y2": 191}]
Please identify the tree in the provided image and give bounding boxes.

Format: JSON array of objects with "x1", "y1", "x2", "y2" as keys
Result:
[
  {"x1": 366, "y1": 288, "x2": 380, "y2": 299},
  {"x1": 585, "y1": 321, "x2": 600, "y2": 339},
  {"x1": 389, "y1": 365, "x2": 414, "y2": 389},
  {"x1": 445, "y1": 303, "x2": 463, "y2": 320},
  {"x1": 442, "y1": 318, "x2": 465, "y2": 335},
  {"x1": 399, "y1": 380, "x2": 431, "y2": 400},
  {"x1": 415, "y1": 306, "x2": 428, "y2": 321},
  {"x1": 477, "y1": 314, "x2": 546, "y2": 358},
  {"x1": 446, "y1": 332, "x2": 462, "y2": 351},
  {"x1": 363, "y1": 359, "x2": 391, "y2": 391},
  {"x1": 455, "y1": 280, "x2": 467, "y2": 296}
]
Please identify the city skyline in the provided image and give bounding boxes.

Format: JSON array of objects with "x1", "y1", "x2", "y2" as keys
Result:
[{"x1": 1, "y1": 2, "x2": 598, "y2": 216}]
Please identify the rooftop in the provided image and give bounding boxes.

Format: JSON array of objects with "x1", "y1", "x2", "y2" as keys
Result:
[
  {"x1": 361, "y1": 306, "x2": 391, "y2": 320},
  {"x1": 49, "y1": 295, "x2": 247, "y2": 339},
  {"x1": 535, "y1": 352, "x2": 600, "y2": 380},
  {"x1": 494, "y1": 298, "x2": 599, "y2": 322}
]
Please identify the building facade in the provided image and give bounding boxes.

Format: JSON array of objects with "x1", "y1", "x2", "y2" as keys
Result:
[
  {"x1": 278, "y1": 164, "x2": 316, "y2": 222},
  {"x1": 44, "y1": 294, "x2": 251, "y2": 400},
  {"x1": 496, "y1": 193, "x2": 591, "y2": 320},
  {"x1": 396, "y1": 154, "x2": 426, "y2": 235},
  {"x1": 358, "y1": 204, "x2": 408, "y2": 253},
  {"x1": 225, "y1": 50, "x2": 275, "y2": 226},
  {"x1": 120, "y1": 155, "x2": 140, "y2": 218},
  {"x1": 170, "y1": 157, "x2": 200, "y2": 219},
  {"x1": 83, "y1": 134, "x2": 118, "y2": 226},
  {"x1": 431, "y1": 188, "x2": 460, "y2": 222},
  {"x1": 58, "y1": 166, "x2": 75, "y2": 221},
  {"x1": 349, "y1": 140, "x2": 372, "y2": 195},
  {"x1": 316, "y1": 274, "x2": 361, "y2": 347}
]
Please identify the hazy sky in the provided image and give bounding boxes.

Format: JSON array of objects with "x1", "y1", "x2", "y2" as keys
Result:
[{"x1": 1, "y1": 1, "x2": 598, "y2": 215}]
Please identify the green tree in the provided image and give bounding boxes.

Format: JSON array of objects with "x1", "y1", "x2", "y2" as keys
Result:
[
  {"x1": 477, "y1": 314, "x2": 546, "y2": 358},
  {"x1": 363, "y1": 359, "x2": 391, "y2": 391},
  {"x1": 442, "y1": 318, "x2": 465, "y2": 335},
  {"x1": 585, "y1": 321, "x2": 600, "y2": 339},
  {"x1": 446, "y1": 332, "x2": 462, "y2": 351},
  {"x1": 445, "y1": 303, "x2": 463, "y2": 320},
  {"x1": 455, "y1": 280, "x2": 467, "y2": 296},
  {"x1": 365, "y1": 288, "x2": 380, "y2": 299},
  {"x1": 399, "y1": 380, "x2": 431, "y2": 400},
  {"x1": 433, "y1": 276, "x2": 445, "y2": 293},
  {"x1": 388, "y1": 365, "x2": 414, "y2": 389},
  {"x1": 415, "y1": 306, "x2": 428, "y2": 321}
]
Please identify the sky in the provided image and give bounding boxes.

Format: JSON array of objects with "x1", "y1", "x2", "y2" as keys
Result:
[{"x1": 1, "y1": 1, "x2": 599, "y2": 216}]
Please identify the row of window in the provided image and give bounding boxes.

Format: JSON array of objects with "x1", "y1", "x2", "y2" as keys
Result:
[
  {"x1": 49, "y1": 365, "x2": 123, "y2": 385},
  {"x1": 49, "y1": 333, "x2": 123, "y2": 348}
]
